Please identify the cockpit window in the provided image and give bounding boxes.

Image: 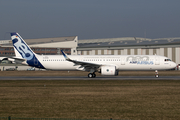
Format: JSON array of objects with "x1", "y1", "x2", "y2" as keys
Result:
[{"x1": 164, "y1": 59, "x2": 171, "y2": 61}]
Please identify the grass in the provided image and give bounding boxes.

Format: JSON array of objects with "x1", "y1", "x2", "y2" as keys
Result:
[{"x1": 0, "y1": 80, "x2": 180, "y2": 120}]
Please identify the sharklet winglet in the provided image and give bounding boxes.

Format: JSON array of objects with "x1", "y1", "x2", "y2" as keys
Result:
[{"x1": 61, "y1": 50, "x2": 70, "y2": 60}]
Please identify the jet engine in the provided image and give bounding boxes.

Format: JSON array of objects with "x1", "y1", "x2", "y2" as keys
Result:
[{"x1": 101, "y1": 66, "x2": 118, "y2": 76}]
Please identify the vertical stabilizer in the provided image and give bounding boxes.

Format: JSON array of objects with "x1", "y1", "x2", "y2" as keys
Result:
[
  {"x1": 13, "y1": 47, "x2": 23, "y2": 58},
  {"x1": 10, "y1": 32, "x2": 45, "y2": 69},
  {"x1": 11, "y1": 32, "x2": 36, "y2": 60}
]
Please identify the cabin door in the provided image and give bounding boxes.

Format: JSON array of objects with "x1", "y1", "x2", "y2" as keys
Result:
[
  {"x1": 155, "y1": 56, "x2": 160, "y2": 65},
  {"x1": 121, "y1": 57, "x2": 125, "y2": 65}
]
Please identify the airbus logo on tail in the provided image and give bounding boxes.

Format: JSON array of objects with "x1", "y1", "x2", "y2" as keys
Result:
[{"x1": 12, "y1": 35, "x2": 34, "y2": 60}]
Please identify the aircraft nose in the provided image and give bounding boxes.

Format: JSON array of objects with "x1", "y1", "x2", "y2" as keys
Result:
[{"x1": 171, "y1": 62, "x2": 177, "y2": 68}]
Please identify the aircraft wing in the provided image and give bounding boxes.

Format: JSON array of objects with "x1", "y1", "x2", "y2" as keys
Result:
[{"x1": 61, "y1": 50, "x2": 101, "y2": 71}]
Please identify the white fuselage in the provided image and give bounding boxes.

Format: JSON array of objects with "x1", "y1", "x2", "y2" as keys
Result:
[
  {"x1": 9, "y1": 32, "x2": 178, "y2": 78},
  {"x1": 35, "y1": 55, "x2": 176, "y2": 71}
]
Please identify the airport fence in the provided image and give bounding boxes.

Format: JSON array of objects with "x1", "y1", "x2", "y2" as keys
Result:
[{"x1": 0, "y1": 117, "x2": 123, "y2": 120}]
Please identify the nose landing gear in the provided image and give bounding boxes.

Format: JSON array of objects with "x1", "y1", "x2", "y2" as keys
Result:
[{"x1": 155, "y1": 70, "x2": 159, "y2": 78}]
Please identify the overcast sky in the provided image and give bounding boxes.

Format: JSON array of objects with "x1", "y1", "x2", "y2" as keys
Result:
[{"x1": 0, "y1": 0, "x2": 180, "y2": 40}]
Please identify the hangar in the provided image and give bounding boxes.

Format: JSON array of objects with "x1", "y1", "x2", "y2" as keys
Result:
[
  {"x1": 0, "y1": 35, "x2": 180, "y2": 65},
  {"x1": 0, "y1": 36, "x2": 78, "y2": 56},
  {"x1": 77, "y1": 37, "x2": 180, "y2": 65}
]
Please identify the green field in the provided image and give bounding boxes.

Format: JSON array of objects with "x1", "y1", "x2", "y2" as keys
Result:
[{"x1": 0, "y1": 80, "x2": 180, "y2": 120}]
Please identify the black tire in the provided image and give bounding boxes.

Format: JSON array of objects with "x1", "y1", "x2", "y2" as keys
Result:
[
  {"x1": 88, "y1": 73, "x2": 93, "y2": 78},
  {"x1": 155, "y1": 75, "x2": 159, "y2": 78},
  {"x1": 92, "y1": 73, "x2": 96, "y2": 78}
]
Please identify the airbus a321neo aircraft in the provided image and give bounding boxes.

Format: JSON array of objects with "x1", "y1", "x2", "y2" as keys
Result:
[{"x1": 9, "y1": 32, "x2": 176, "y2": 78}]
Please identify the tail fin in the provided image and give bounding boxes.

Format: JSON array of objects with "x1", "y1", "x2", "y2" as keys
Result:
[
  {"x1": 10, "y1": 32, "x2": 45, "y2": 69},
  {"x1": 11, "y1": 32, "x2": 36, "y2": 60}
]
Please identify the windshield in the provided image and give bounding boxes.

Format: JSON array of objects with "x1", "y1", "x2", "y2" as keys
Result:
[{"x1": 164, "y1": 59, "x2": 171, "y2": 61}]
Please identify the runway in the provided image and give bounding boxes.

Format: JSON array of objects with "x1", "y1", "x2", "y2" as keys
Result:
[{"x1": 0, "y1": 76, "x2": 180, "y2": 80}]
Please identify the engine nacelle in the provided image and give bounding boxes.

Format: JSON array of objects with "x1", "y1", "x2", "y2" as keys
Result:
[{"x1": 101, "y1": 66, "x2": 118, "y2": 76}]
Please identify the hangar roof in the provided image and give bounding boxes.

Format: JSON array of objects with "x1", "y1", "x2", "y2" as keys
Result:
[
  {"x1": 1, "y1": 36, "x2": 77, "y2": 46},
  {"x1": 78, "y1": 37, "x2": 151, "y2": 43},
  {"x1": 78, "y1": 37, "x2": 180, "y2": 48},
  {"x1": 1, "y1": 36, "x2": 180, "y2": 49},
  {"x1": 25, "y1": 36, "x2": 76, "y2": 45}
]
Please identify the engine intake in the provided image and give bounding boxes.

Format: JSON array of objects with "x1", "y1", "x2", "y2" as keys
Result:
[{"x1": 101, "y1": 66, "x2": 118, "y2": 76}]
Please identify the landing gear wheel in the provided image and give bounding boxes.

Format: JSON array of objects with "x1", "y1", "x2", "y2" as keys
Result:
[
  {"x1": 155, "y1": 70, "x2": 159, "y2": 78},
  {"x1": 155, "y1": 75, "x2": 159, "y2": 78},
  {"x1": 88, "y1": 73, "x2": 93, "y2": 78},
  {"x1": 88, "y1": 73, "x2": 96, "y2": 78},
  {"x1": 92, "y1": 73, "x2": 96, "y2": 78}
]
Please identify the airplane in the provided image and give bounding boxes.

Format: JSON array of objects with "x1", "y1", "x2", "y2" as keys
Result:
[{"x1": 9, "y1": 32, "x2": 177, "y2": 78}]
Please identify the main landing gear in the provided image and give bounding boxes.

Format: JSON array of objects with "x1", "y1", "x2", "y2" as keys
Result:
[{"x1": 88, "y1": 73, "x2": 96, "y2": 78}]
